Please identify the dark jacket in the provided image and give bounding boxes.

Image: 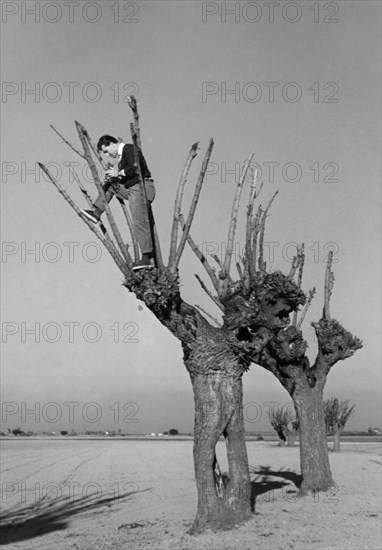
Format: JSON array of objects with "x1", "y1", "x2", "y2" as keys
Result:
[{"x1": 118, "y1": 144, "x2": 151, "y2": 188}]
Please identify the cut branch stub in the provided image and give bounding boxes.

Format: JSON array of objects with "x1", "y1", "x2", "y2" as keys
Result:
[
  {"x1": 127, "y1": 95, "x2": 141, "y2": 149},
  {"x1": 323, "y1": 250, "x2": 334, "y2": 319}
]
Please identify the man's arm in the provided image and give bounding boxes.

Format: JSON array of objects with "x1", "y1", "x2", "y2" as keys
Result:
[{"x1": 118, "y1": 144, "x2": 138, "y2": 179}]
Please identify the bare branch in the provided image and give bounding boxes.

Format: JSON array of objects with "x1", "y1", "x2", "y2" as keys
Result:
[
  {"x1": 288, "y1": 244, "x2": 304, "y2": 280},
  {"x1": 298, "y1": 243, "x2": 305, "y2": 285},
  {"x1": 194, "y1": 305, "x2": 222, "y2": 327},
  {"x1": 169, "y1": 142, "x2": 199, "y2": 266},
  {"x1": 258, "y1": 190, "x2": 278, "y2": 272},
  {"x1": 286, "y1": 244, "x2": 305, "y2": 326},
  {"x1": 194, "y1": 274, "x2": 225, "y2": 312},
  {"x1": 211, "y1": 254, "x2": 233, "y2": 291},
  {"x1": 38, "y1": 163, "x2": 131, "y2": 278},
  {"x1": 244, "y1": 170, "x2": 262, "y2": 286},
  {"x1": 179, "y1": 214, "x2": 219, "y2": 292},
  {"x1": 323, "y1": 251, "x2": 335, "y2": 319},
  {"x1": 127, "y1": 95, "x2": 141, "y2": 149},
  {"x1": 250, "y1": 206, "x2": 262, "y2": 279},
  {"x1": 75, "y1": 122, "x2": 103, "y2": 186},
  {"x1": 288, "y1": 255, "x2": 300, "y2": 279},
  {"x1": 224, "y1": 153, "x2": 253, "y2": 275},
  {"x1": 212, "y1": 254, "x2": 223, "y2": 270},
  {"x1": 70, "y1": 168, "x2": 93, "y2": 209},
  {"x1": 87, "y1": 134, "x2": 107, "y2": 170},
  {"x1": 297, "y1": 287, "x2": 316, "y2": 330},
  {"x1": 50, "y1": 125, "x2": 85, "y2": 159},
  {"x1": 70, "y1": 168, "x2": 130, "y2": 267},
  {"x1": 172, "y1": 139, "x2": 214, "y2": 270}
]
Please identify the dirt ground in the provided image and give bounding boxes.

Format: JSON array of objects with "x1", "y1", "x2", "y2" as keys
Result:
[{"x1": 1, "y1": 438, "x2": 381, "y2": 549}]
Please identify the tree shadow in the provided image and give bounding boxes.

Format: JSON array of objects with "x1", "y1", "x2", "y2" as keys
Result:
[
  {"x1": 249, "y1": 465, "x2": 302, "y2": 512},
  {"x1": 0, "y1": 487, "x2": 151, "y2": 546}
]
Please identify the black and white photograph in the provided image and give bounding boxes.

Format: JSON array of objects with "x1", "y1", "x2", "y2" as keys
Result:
[{"x1": 1, "y1": 1, "x2": 381, "y2": 548}]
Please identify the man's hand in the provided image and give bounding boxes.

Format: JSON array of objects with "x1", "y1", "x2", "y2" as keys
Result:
[{"x1": 106, "y1": 167, "x2": 119, "y2": 177}]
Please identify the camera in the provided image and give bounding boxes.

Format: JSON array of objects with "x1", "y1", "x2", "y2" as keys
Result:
[{"x1": 104, "y1": 173, "x2": 121, "y2": 191}]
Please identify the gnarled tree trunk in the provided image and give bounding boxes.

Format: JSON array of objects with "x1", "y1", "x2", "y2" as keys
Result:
[
  {"x1": 191, "y1": 372, "x2": 251, "y2": 533},
  {"x1": 293, "y1": 378, "x2": 333, "y2": 494}
]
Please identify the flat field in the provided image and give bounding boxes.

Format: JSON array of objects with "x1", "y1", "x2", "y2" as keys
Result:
[{"x1": 1, "y1": 438, "x2": 381, "y2": 549}]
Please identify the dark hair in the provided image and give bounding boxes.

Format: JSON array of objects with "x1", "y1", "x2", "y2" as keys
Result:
[{"x1": 97, "y1": 135, "x2": 118, "y2": 151}]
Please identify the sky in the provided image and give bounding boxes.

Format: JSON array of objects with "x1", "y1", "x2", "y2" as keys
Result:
[{"x1": 1, "y1": 0, "x2": 381, "y2": 434}]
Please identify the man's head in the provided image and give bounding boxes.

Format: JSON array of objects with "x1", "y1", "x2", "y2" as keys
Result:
[{"x1": 97, "y1": 135, "x2": 119, "y2": 158}]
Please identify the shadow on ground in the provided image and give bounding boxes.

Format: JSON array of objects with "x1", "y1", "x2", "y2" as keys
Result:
[
  {"x1": 0, "y1": 487, "x2": 151, "y2": 546},
  {"x1": 249, "y1": 465, "x2": 302, "y2": 512}
]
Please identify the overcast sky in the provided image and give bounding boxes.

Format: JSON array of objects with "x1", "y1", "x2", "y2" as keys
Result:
[{"x1": 1, "y1": 1, "x2": 381, "y2": 434}]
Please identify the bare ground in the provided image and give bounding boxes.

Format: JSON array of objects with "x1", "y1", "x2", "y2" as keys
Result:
[{"x1": 1, "y1": 438, "x2": 381, "y2": 549}]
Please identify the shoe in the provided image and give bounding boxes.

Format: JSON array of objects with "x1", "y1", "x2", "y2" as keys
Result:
[
  {"x1": 133, "y1": 258, "x2": 154, "y2": 271},
  {"x1": 81, "y1": 209, "x2": 101, "y2": 223}
]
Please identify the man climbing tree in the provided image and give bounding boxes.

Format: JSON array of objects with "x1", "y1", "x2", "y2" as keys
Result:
[
  {"x1": 39, "y1": 97, "x2": 362, "y2": 534},
  {"x1": 82, "y1": 134, "x2": 156, "y2": 271}
]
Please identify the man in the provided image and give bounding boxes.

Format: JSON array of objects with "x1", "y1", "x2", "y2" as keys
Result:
[{"x1": 81, "y1": 135, "x2": 155, "y2": 270}]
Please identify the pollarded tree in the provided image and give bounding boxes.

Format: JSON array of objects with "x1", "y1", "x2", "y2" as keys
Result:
[
  {"x1": 324, "y1": 397, "x2": 355, "y2": 452},
  {"x1": 268, "y1": 407, "x2": 299, "y2": 447},
  {"x1": 39, "y1": 98, "x2": 362, "y2": 533}
]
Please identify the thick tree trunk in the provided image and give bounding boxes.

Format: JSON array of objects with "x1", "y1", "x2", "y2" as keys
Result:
[
  {"x1": 190, "y1": 372, "x2": 252, "y2": 534},
  {"x1": 332, "y1": 427, "x2": 341, "y2": 452},
  {"x1": 293, "y1": 381, "x2": 334, "y2": 495}
]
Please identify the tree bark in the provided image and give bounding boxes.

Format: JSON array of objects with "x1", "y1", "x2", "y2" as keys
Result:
[
  {"x1": 293, "y1": 379, "x2": 334, "y2": 495},
  {"x1": 190, "y1": 372, "x2": 252, "y2": 534}
]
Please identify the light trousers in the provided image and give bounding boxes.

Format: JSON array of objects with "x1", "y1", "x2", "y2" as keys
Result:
[{"x1": 94, "y1": 179, "x2": 156, "y2": 254}]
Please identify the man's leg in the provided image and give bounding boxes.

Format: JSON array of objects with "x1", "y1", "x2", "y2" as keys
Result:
[
  {"x1": 126, "y1": 179, "x2": 156, "y2": 257},
  {"x1": 93, "y1": 184, "x2": 116, "y2": 214},
  {"x1": 82, "y1": 183, "x2": 116, "y2": 223}
]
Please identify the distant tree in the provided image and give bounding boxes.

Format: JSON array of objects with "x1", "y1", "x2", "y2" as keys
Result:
[
  {"x1": 12, "y1": 428, "x2": 23, "y2": 436},
  {"x1": 169, "y1": 428, "x2": 179, "y2": 435},
  {"x1": 268, "y1": 407, "x2": 299, "y2": 447},
  {"x1": 324, "y1": 398, "x2": 355, "y2": 452},
  {"x1": 60, "y1": 430, "x2": 68, "y2": 436}
]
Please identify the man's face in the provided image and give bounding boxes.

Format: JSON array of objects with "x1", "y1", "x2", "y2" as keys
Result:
[{"x1": 101, "y1": 143, "x2": 119, "y2": 158}]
